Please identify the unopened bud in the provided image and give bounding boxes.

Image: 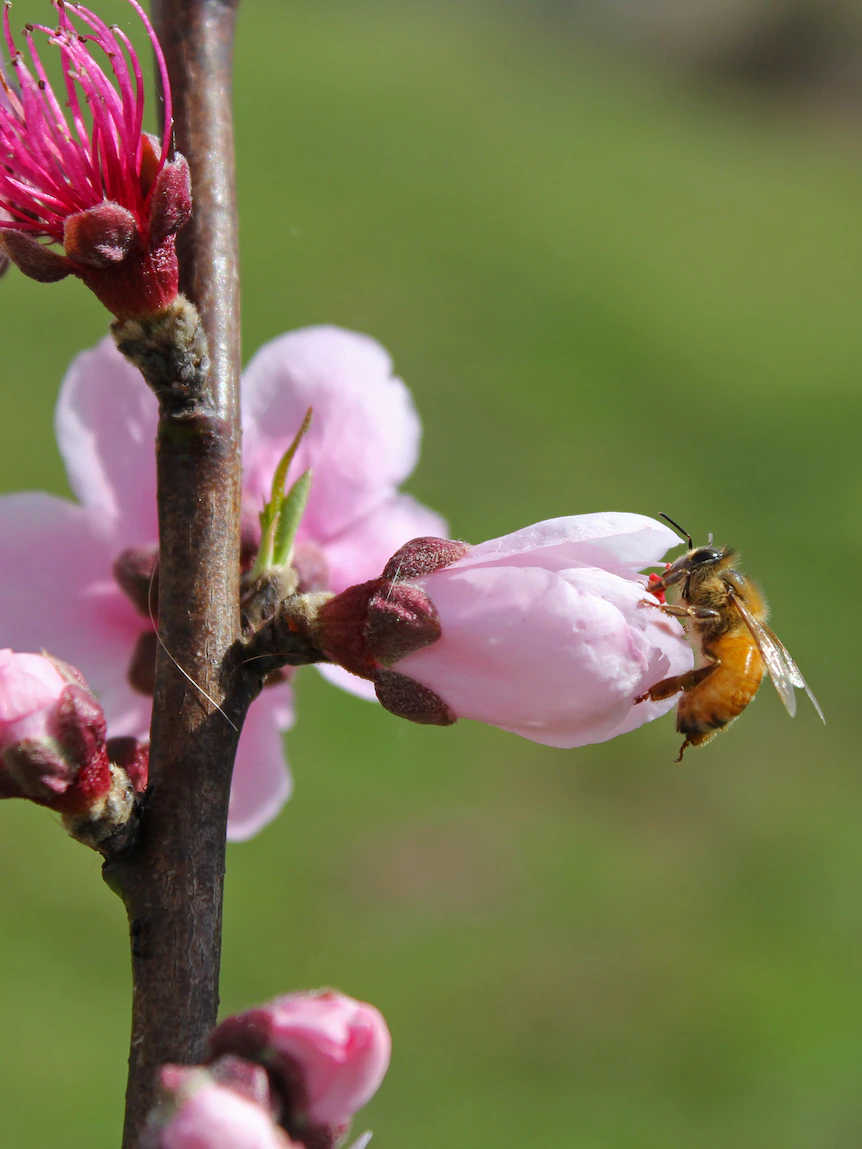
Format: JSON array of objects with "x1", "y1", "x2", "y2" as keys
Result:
[
  {"x1": 0, "y1": 650, "x2": 108, "y2": 808},
  {"x1": 208, "y1": 991, "x2": 391, "y2": 1148},
  {"x1": 142, "y1": 1060, "x2": 296, "y2": 1149},
  {"x1": 0, "y1": 650, "x2": 145, "y2": 852}
]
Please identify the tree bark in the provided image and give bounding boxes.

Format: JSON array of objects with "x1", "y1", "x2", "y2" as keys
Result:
[{"x1": 104, "y1": 3, "x2": 244, "y2": 1146}]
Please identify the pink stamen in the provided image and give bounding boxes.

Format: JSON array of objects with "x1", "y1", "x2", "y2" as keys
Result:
[
  {"x1": 110, "y1": 24, "x2": 144, "y2": 164},
  {"x1": 62, "y1": 34, "x2": 133, "y2": 196},
  {"x1": 54, "y1": 5, "x2": 96, "y2": 172},
  {"x1": 125, "y1": 0, "x2": 170, "y2": 168},
  {"x1": 11, "y1": 62, "x2": 75, "y2": 206},
  {"x1": 2, "y1": 3, "x2": 17, "y2": 60},
  {"x1": 69, "y1": 6, "x2": 140, "y2": 207},
  {"x1": 23, "y1": 27, "x2": 93, "y2": 204}
]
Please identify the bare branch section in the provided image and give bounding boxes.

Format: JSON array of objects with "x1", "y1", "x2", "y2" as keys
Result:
[{"x1": 103, "y1": 2, "x2": 244, "y2": 1146}]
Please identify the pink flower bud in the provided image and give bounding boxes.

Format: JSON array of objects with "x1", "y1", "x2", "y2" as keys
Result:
[
  {"x1": 143, "y1": 1062, "x2": 297, "y2": 1149},
  {"x1": 0, "y1": 649, "x2": 144, "y2": 848},
  {"x1": 319, "y1": 514, "x2": 694, "y2": 745},
  {"x1": 209, "y1": 991, "x2": 391, "y2": 1137},
  {"x1": 0, "y1": 649, "x2": 111, "y2": 809}
]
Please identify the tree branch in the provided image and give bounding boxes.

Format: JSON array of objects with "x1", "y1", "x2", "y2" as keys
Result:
[{"x1": 102, "y1": 2, "x2": 244, "y2": 1145}]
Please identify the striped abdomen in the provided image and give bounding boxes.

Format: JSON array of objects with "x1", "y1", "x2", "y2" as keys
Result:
[{"x1": 678, "y1": 632, "x2": 765, "y2": 746}]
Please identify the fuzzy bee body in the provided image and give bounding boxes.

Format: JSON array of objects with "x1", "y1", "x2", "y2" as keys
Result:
[
  {"x1": 639, "y1": 528, "x2": 823, "y2": 760},
  {"x1": 677, "y1": 630, "x2": 764, "y2": 746}
]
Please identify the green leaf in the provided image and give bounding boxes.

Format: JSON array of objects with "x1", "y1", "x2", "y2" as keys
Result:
[
  {"x1": 272, "y1": 468, "x2": 313, "y2": 569},
  {"x1": 251, "y1": 407, "x2": 313, "y2": 576}
]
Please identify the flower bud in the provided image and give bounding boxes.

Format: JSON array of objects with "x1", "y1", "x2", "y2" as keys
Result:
[
  {"x1": 0, "y1": 650, "x2": 109, "y2": 809},
  {"x1": 318, "y1": 515, "x2": 694, "y2": 745},
  {"x1": 143, "y1": 1060, "x2": 297, "y2": 1149},
  {"x1": 208, "y1": 991, "x2": 391, "y2": 1146},
  {"x1": 0, "y1": 650, "x2": 145, "y2": 850}
]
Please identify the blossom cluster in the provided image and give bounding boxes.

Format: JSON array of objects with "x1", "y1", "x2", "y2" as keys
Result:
[
  {"x1": 144, "y1": 990, "x2": 390, "y2": 1149},
  {"x1": 0, "y1": 327, "x2": 446, "y2": 837},
  {"x1": 0, "y1": 324, "x2": 693, "y2": 840},
  {"x1": 0, "y1": 2, "x2": 690, "y2": 845}
]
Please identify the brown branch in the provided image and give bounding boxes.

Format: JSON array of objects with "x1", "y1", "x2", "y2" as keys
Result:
[{"x1": 102, "y1": 2, "x2": 244, "y2": 1146}]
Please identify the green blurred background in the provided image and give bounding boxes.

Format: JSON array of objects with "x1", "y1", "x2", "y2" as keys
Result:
[{"x1": 0, "y1": 1, "x2": 859, "y2": 1145}]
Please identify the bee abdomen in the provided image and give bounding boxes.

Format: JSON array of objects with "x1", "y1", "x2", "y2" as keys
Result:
[{"x1": 677, "y1": 635, "x2": 765, "y2": 738}]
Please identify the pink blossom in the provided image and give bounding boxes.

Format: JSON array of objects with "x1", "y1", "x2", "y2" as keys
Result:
[
  {"x1": 0, "y1": 1, "x2": 191, "y2": 318},
  {"x1": 209, "y1": 991, "x2": 391, "y2": 1131},
  {"x1": 0, "y1": 327, "x2": 444, "y2": 839},
  {"x1": 146, "y1": 1071, "x2": 296, "y2": 1149},
  {"x1": 318, "y1": 514, "x2": 693, "y2": 745}
]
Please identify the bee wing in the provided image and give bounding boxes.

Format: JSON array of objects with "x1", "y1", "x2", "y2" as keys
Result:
[
  {"x1": 759, "y1": 621, "x2": 826, "y2": 724},
  {"x1": 730, "y1": 592, "x2": 825, "y2": 723}
]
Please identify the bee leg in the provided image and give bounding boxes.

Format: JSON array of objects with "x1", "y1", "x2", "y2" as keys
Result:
[
  {"x1": 634, "y1": 660, "x2": 719, "y2": 705},
  {"x1": 659, "y1": 603, "x2": 721, "y2": 621},
  {"x1": 638, "y1": 601, "x2": 720, "y2": 621},
  {"x1": 675, "y1": 738, "x2": 693, "y2": 763}
]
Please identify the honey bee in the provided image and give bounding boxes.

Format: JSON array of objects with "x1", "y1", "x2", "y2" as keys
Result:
[{"x1": 637, "y1": 515, "x2": 824, "y2": 760}]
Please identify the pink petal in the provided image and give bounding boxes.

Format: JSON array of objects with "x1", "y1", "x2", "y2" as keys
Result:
[
  {"x1": 265, "y1": 993, "x2": 391, "y2": 1126},
  {"x1": 317, "y1": 492, "x2": 448, "y2": 594},
  {"x1": 162, "y1": 1082, "x2": 292, "y2": 1149},
  {"x1": 315, "y1": 663, "x2": 379, "y2": 702},
  {"x1": 399, "y1": 564, "x2": 692, "y2": 748},
  {"x1": 99, "y1": 679, "x2": 152, "y2": 739},
  {"x1": 227, "y1": 684, "x2": 294, "y2": 842},
  {"x1": 453, "y1": 513, "x2": 683, "y2": 576},
  {"x1": 0, "y1": 493, "x2": 143, "y2": 694},
  {"x1": 0, "y1": 650, "x2": 66, "y2": 722},
  {"x1": 241, "y1": 327, "x2": 423, "y2": 539},
  {"x1": 55, "y1": 337, "x2": 159, "y2": 547},
  {"x1": 0, "y1": 651, "x2": 69, "y2": 747}
]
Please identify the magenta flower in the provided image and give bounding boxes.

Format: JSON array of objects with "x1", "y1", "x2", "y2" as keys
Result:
[
  {"x1": 0, "y1": 0, "x2": 191, "y2": 318},
  {"x1": 318, "y1": 516, "x2": 693, "y2": 745},
  {"x1": 0, "y1": 326, "x2": 444, "y2": 839},
  {"x1": 208, "y1": 991, "x2": 391, "y2": 1138}
]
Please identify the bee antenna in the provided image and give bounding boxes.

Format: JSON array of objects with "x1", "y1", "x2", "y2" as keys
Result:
[{"x1": 659, "y1": 512, "x2": 693, "y2": 550}]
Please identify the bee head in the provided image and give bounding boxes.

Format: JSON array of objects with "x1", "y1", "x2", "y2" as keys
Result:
[
  {"x1": 656, "y1": 516, "x2": 735, "y2": 589},
  {"x1": 658, "y1": 543, "x2": 731, "y2": 589}
]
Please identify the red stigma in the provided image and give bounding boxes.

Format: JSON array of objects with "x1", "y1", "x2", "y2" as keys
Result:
[{"x1": 647, "y1": 573, "x2": 666, "y2": 604}]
